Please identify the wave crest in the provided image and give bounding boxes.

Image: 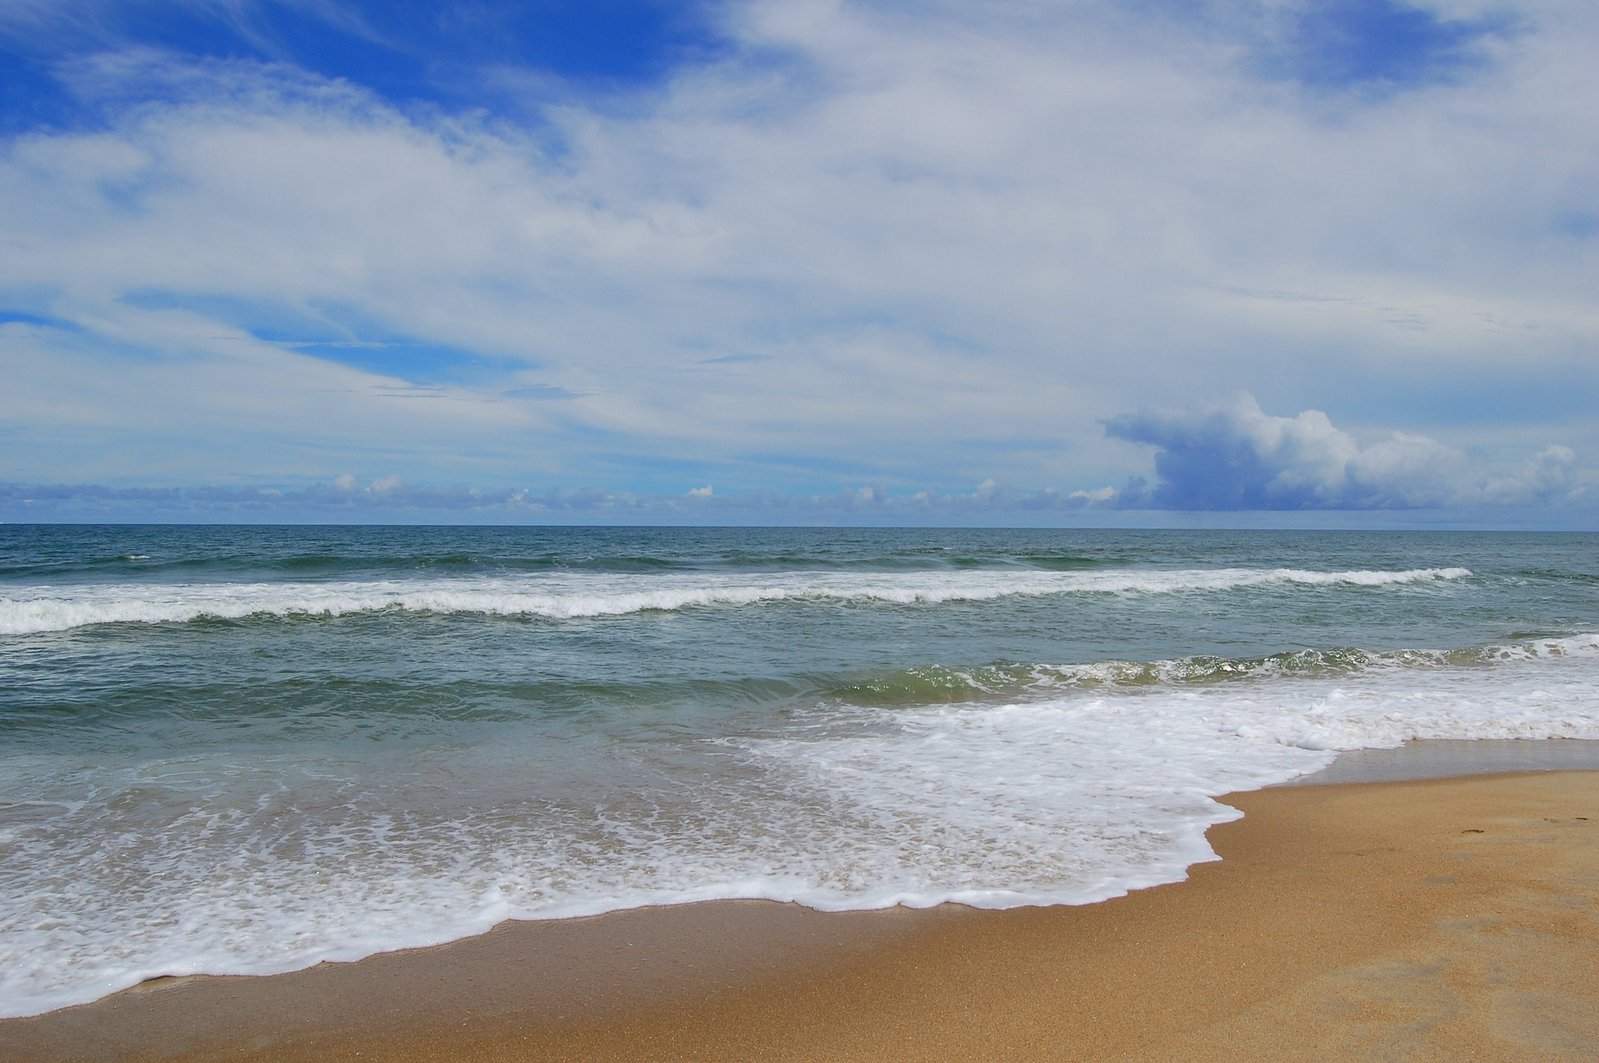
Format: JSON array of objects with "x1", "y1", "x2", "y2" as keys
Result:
[
  {"x1": 0, "y1": 566, "x2": 1473, "y2": 635},
  {"x1": 826, "y1": 634, "x2": 1599, "y2": 707}
]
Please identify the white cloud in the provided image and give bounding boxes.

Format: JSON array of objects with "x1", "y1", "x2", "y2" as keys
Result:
[
  {"x1": 1104, "y1": 394, "x2": 1589, "y2": 511},
  {"x1": 0, "y1": 1, "x2": 1595, "y2": 514}
]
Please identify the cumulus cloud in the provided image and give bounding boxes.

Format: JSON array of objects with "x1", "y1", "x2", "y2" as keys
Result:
[{"x1": 1104, "y1": 395, "x2": 1586, "y2": 511}]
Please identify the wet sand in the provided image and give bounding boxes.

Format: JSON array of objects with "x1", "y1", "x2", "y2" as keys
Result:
[{"x1": 4, "y1": 749, "x2": 1597, "y2": 1061}]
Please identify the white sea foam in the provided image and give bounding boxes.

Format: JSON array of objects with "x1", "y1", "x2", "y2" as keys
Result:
[
  {"x1": 0, "y1": 566, "x2": 1471, "y2": 635},
  {"x1": 2, "y1": 630, "x2": 1596, "y2": 1019}
]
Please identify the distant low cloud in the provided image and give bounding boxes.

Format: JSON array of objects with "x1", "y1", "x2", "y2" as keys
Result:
[
  {"x1": 3, "y1": 437, "x2": 1593, "y2": 526},
  {"x1": 0, "y1": 478, "x2": 644, "y2": 519},
  {"x1": 0, "y1": 476, "x2": 994, "y2": 524},
  {"x1": 1104, "y1": 395, "x2": 1585, "y2": 511}
]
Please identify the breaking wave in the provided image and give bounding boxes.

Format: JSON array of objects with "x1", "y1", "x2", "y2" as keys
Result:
[{"x1": 1, "y1": 566, "x2": 1472, "y2": 635}]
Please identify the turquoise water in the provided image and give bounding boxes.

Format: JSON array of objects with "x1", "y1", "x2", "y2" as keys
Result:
[{"x1": 2, "y1": 526, "x2": 1596, "y2": 1016}]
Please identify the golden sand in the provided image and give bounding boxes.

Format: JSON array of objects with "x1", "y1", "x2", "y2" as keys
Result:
[{"x1": 4, "y1": 771, "x2": 1596, "y2": 1061}]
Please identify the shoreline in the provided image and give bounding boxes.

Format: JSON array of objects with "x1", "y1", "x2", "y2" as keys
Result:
[
  {"x1": 5, "y1": 739, "x2": 1598, "y2": 1061},
  {"x1": 1279, "y1": 736, "x2": 1599, "y2": 786}
]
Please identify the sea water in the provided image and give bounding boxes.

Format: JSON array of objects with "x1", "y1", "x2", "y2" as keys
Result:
[{"x1": 1, "y1": 525, "x2": 1596, "y2": 1017}]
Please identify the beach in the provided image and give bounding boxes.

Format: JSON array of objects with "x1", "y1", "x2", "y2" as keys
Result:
[{"x1": 5, "y1": 760, "x2": 1596, "y2": 1062}]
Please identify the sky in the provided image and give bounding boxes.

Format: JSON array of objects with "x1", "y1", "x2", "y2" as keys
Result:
[{"x1": 1, "y1": 0, "x2": 1595, "y2": 527}]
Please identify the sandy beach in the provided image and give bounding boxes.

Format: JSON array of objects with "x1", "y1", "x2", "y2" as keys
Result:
[{"x1": 4, "y1": 754, "x2": 1596, "y2": 1062}]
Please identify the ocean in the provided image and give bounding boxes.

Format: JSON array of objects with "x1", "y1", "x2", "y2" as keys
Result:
[{"x1": 2, "y1": 524, "x2": 1597, "y2": 1019}]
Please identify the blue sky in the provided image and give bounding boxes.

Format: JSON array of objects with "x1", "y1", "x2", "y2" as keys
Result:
[{"x1": 1, "y1": 0, "x2": 1595, "y2": 526}]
